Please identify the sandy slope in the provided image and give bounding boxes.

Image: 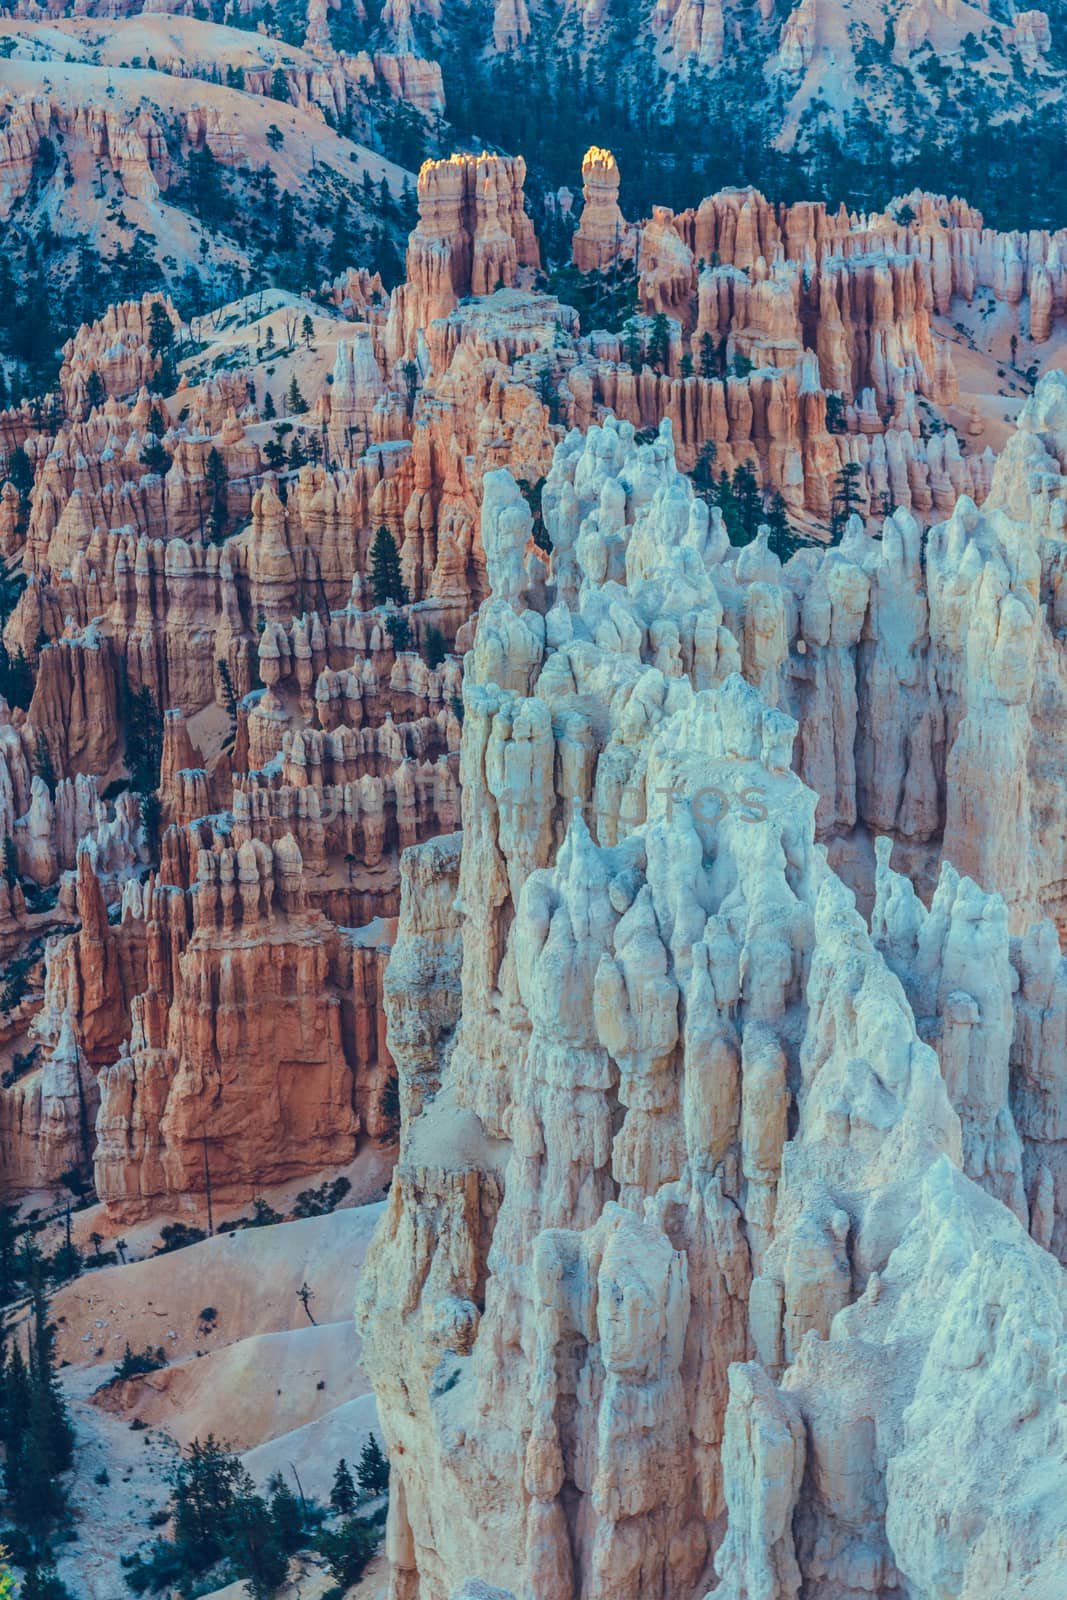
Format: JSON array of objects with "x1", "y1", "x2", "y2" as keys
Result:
[
  {"x1": 242, "y1": 1390, "x2": 381, "y2": 1500},
  {"x1": 93, "y1": 1319, "x2": 368, "y2": 1453},
  {"x1": 48, "y1": 1201, "x2": 388, "y2": 1597},
  {"x1": 0, "y1": 53, "x2": 411, "y2": 279},
  {"x1": 0, "y1": 13, "x2": 345, "y2": 79},
  {"x1": 54, "y1": 1202, "x2": 386, "y2": 1367},
  {"x1": 177, "y1": 289, "x2": 368, "y2": 427},
  {"x1": 0, "y1": 57, "x2": 409, "y2": 194},
  {"x1": 201, "y1": 1550, "x2": 389, "y2": 1599},
  {"x1": 765, "y1": 0, "x2": 1060, "y2": 144}
]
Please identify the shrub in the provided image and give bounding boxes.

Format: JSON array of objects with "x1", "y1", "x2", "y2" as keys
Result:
[
  {"x1": 115, "y1": 1344, "x2": 167, "y2": 1380},
  {"x1": 315, "y1": 1517, "x2": 376, "y2": 1589},
  {"x1": 292, "y1": 1177, "x2": 350, "y2": 1219},
  {"x1": 153, "y1": 1222, "x2": 206, "y2": 1256},
  {"x1": 423, "y1": 625, "x2": 447, "y2": 668}
]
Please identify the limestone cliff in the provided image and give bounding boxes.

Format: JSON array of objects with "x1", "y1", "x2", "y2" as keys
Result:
[{"x1": 358, "y1": 401, "x2": 1067, "y2": 1599}]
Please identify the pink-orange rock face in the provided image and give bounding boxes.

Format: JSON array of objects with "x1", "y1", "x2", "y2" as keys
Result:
[
  {"x1": 93, "y1": 835, "x2": 394, "y2": 1217},
  {"x1": 0, "y1": 95, "x2": 166, "y2": 222},
  {"x1": 59, "y1": 295, "x2": 181, "y2": 417},
  {"x1": 572, "y1": 145, "x2": 637, "y2": 274},
  {"x1": 388, "y1": 152, "x2": 541, "y2": 363}
]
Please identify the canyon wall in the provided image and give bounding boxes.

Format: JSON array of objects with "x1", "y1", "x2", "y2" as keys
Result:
[
  {"x1": 3, "y1": 148, "x2": 1066, "y2": 1272},
  {"x1": 358, "y1": 383, "x2": 1067, "y2": 1599}
]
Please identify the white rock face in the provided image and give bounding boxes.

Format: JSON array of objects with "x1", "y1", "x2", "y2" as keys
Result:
[{"x1": 359, "y1": 394, "x2": 1067, "y2": 1600}]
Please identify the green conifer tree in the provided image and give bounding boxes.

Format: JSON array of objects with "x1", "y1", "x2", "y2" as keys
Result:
[
  {"x1": 355, "y1": 1433, "x2": 389, "y2": 1498},
  {"x1": 34, "y1": 733, "x2": 57, "y2": 798},
  {"x1": 205, "y1": 447, "x2": 228, "y2": 542},
  {"x1": 329, "y1": 1457, "x2": 357, "y2": 1516},
  {"x1": 369, "y1": 526, "x2": 408, "y2": 606}
]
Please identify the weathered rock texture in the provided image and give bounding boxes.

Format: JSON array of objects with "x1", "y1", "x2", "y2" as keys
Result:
[
  {"x1": 561, "y1": 159, "x2": 1067, "y2": 526},
  {"x1": 4, "y1": 158, "x2": 1067, "y2": 1565},
  {"x1": 93, "y1": 832, "x2": 394, "y2": 1216},
  {"x1": 358, "y1": 395, "x2": 1067, "y2": 1600}
]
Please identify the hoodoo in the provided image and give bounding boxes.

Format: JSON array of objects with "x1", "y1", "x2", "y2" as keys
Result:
[{"x1": 0, "y1": 4, "x2": 1066, "y2": 1595}]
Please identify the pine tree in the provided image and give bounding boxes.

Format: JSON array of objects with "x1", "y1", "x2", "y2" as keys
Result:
[
  {"x1": 123, "y1": 680, "x2": 164, "y2": 795},
  {"x1": 824, "y1": 391, "x2": 845, "y2": 433},
  {"x1": 173, "y1": 1435, "x2": 247, "y2": 1572},
  {"x1": 205, "y1": 447, "x2": 228, "y2": 542},
  {"x1": 16, "y1": 1561, "x2": 71, "y2": 1600},
  {"x1": 316, "y1": 1517, "x2": 375, "y2": 1588},
  {"x1": 730, "y1": 462, "x2": 763, "y2": 543},
  {"x1": 698, "y1": 331, "x2": 716, "y2": 380},
  {"x1": 225, "y1": 1487, "x2": 288, "y2": 1599},
  {"x1": 301, "y1": 314, "x2": 314, "y2": 348},
  {"x1": 267, "y1": 1472, "x2": 304, "y2": 1551},
  {"x1": 622, "y1": 319, "x2": 643, "y2": 373},
  {"x1": 355, "y1": 1433, "x2": 389, "y2": 1498},
  {"x1": 0, "y1": 1338, "x2": 32, "y2": 1466},
  {"x1": 27, "y1": 1261, "x2": 74, "y2": 1478},
  {"x1": 369, "y1": 526, "x2": 408, "y2": 606},
  {"x1": 270, "y1": 66, "x2": 290, "y2": 101},
  {"x1": 277, "y1": 192, "x2": 297, "y2": 254},
  {"x1": 328, "y1": 199, "x2": 354, "y2": 277},
  {"x1": 764, "y1": 492, "x2": 800, "y2": 563},
  {"x1": 386, "y1": 612, "x2": 410, "y2": 651},
  {"x1": 217, "y1": 659, "x2": 239, "y2": 733},
  {"x1": 4, "y1": 445, "x2": 34, "y2": 528},
  {"x1": 380, "y1": 1072, "x2": 400, "y2": 1140},
  {"x1": 148, "y1": 302, "x2": 176, "y2": 392},
  {"x1": 34, "y1": 733, "x2": 57, "y2": 798},
  {"x1": 148, "y1": 301, "x2": 173, "y2": 360},
  {"x1": 85, "y1": 369, "x2": 106, "y2": 412},
  {"x1": 0, "y1": 1207, "x2": 19, "y2": 1308},
  {"x1": 262, "y1": 390, "x2": 276, "y2": 420},
  {"x1": 1, "y1": 1253, "x2": 75, "y2": 1536},
  {"x1": 423, "y1": 625, "x2": 447, "y2": 669},
  {"x1": 329, "y1": 1457, "x2": 357, "y2": 1516},
  {"x1": 830, "y1": 460, "x2": 865, "y2": 541},
  {"x1": 691, "y1": 440, "x2": 718, "y2": 499},
  {"x1": 0, "y1": 646, "x2": 33, "y2": 711},
  {"x1": 0, "y1": 564, "x2": 23, "y2": 625},
  {"x1": 286, "y1": 376, "x2": 308, "y2": 416},
  {"x1": 139, "y1": 436, "x2": 172, "y2": 476},
  {"x1": 648, "y1": 311, "x2": 671, "y2": 372}
]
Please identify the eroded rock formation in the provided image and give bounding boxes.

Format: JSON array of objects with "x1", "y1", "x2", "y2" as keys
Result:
[{"x1": 358, "y1": 394, "x2": 1067, "y2": 1600}]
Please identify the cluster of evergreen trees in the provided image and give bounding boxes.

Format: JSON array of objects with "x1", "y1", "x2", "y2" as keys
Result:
[
  {"x1": 123, "y1": 1435, "x2": 388, "y2": 1597},
  {"x1": 691, "y1": 449, "x2": 871, "y2": 558},
  {"x1": 0, "y1": 121, "x2": 412, "y2": 409},
  {"x1": 434, "y1": 0, "x2": 1067, "y2": 234},
  {"x1": 0, "y1": 1247, "x2": 75, "y2": 1600}
]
